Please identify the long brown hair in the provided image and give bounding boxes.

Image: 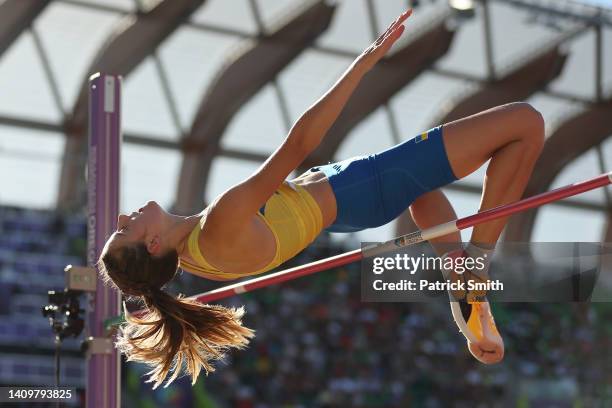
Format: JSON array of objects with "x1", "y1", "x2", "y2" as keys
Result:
[{"x1": 97, "y1": 243, "x2": 254, "y2": 388}]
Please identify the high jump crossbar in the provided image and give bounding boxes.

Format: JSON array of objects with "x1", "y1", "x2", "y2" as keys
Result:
[
  {"x1": 106, "y1": 172, "x2": 612, "y2": 329},
  {"x1": 190, "y1": 172, "x2": 612, "y2": 304}
]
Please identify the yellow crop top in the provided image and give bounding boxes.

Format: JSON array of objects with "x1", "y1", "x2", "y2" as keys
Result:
[{"x1": 178, "y1": 181, "x2": 323, "y2": 280}]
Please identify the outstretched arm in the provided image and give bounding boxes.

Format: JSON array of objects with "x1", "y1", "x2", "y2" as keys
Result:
[
  {"x1": 295, "y1": 9, "x2": 411, "y2": 152},
  {"x1": 206, "y1": 10, "x2": 412, "y2": 235}
]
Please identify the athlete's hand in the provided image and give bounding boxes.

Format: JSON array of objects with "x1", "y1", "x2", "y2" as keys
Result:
[{"x1": 355, "y1": 9, "x2": 412, "y2": 71}]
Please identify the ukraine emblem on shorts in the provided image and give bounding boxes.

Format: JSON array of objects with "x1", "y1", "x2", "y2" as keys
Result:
[{"x1": 415, "y1": 131, "x2": 428, "y2": 143}]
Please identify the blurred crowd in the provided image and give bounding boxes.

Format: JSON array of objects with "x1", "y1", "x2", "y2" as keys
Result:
[
  {"x1": 1, "y1": 206, "x2": 609, "y2": 407},
  {"x1": 127, "y1": 241, "x2": 612, "y2": 408}
]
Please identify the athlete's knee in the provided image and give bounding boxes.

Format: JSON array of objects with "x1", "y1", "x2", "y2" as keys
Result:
[
  {"x1": 521, "y1": 102, "x2": 544, "y2": 132},
  {"x1": 512, "y1": 102, "x2": 545, "y2": 155}
]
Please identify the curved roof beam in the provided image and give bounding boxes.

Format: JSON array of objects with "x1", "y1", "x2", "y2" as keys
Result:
[
  {"x1": 302, "y1": 18, "x2": 456, "y2": 169},
  {"x1": 174, "y1": 1, "x2": 336, "y2": 214},
  {"x1": 57, "y1": 0, "x2": 205, "y2": 210},
  {"x1": 0, "y1": 0, "x2": 50, "y2": 57},
  {"x1": 504, "y1": 100, "x2": 612, "y2": 242},
  {"x1": 430, "y1": 46, "x2": 567, "y2": 126}
]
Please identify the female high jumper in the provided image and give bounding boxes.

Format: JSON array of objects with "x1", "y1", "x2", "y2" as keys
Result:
[{"x1": 98, "y1": 9, "x2": 544, "y2": 388}]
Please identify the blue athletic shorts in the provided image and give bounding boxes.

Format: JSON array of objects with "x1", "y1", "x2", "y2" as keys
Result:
[{"x1": 310, "y1": 125, "x2": 457, "y2": 233}]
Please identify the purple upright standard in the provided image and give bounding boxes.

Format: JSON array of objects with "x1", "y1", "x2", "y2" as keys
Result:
[{"x1": 87, "y1": 73, "x2": 122, "y2": 408}]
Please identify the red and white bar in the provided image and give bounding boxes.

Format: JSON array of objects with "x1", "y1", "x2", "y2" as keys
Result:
[{"x1": 191, "y1": 172, "x2": 611, "y2": 303}]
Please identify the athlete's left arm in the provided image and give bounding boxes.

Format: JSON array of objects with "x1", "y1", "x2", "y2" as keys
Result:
[
  {"x1": 205, "y1": 10, "x2": 412, "y2": 236},
  {"x1": 292, "y1": 9, "x2": 411, "y2": 152}
]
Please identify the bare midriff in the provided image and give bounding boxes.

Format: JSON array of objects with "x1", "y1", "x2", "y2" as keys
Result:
[{"x1": 290, "y1": 169, "x2": 337, "y2": 229}]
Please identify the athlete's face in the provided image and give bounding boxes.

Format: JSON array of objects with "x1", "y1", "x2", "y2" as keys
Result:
[{"x1": 106, "y1": 201, "x2": 165, "y2": 252}]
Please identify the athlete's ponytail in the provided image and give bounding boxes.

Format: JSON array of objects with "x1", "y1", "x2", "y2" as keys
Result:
[{"x1": 97, "y1": 243, "x2": 254, "y2": 388}]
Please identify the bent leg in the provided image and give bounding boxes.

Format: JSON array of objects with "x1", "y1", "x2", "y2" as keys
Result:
[
  {"x1": 409, "y1": 190, "x2": 461, "y2": 254},
  {"x1": 408, "y1": 102, "x2": 544, "y2": 365},
  {"x1": 441, "y1": 101, "x2": 545, "y2": 244},
  {"x1": 410, "y1": 102, "x2": 544, "y2": 245}
]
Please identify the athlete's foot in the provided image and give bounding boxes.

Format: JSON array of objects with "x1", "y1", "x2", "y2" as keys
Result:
[
  {"x1": 443, "y1": 249, "x2": 505, "y2": 364},
  {"x1": 463, "y1": 301, "x2": 504, "y2": 364}
]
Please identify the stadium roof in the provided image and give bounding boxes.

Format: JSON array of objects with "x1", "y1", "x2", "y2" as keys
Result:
[{"x1": 0, "y1": 0, "x2": 610, "y2": 243}]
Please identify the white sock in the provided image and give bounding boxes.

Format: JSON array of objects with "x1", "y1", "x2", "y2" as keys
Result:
[{"x1": 464, "y1": 241, "x2": 495, "y2": 280}]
